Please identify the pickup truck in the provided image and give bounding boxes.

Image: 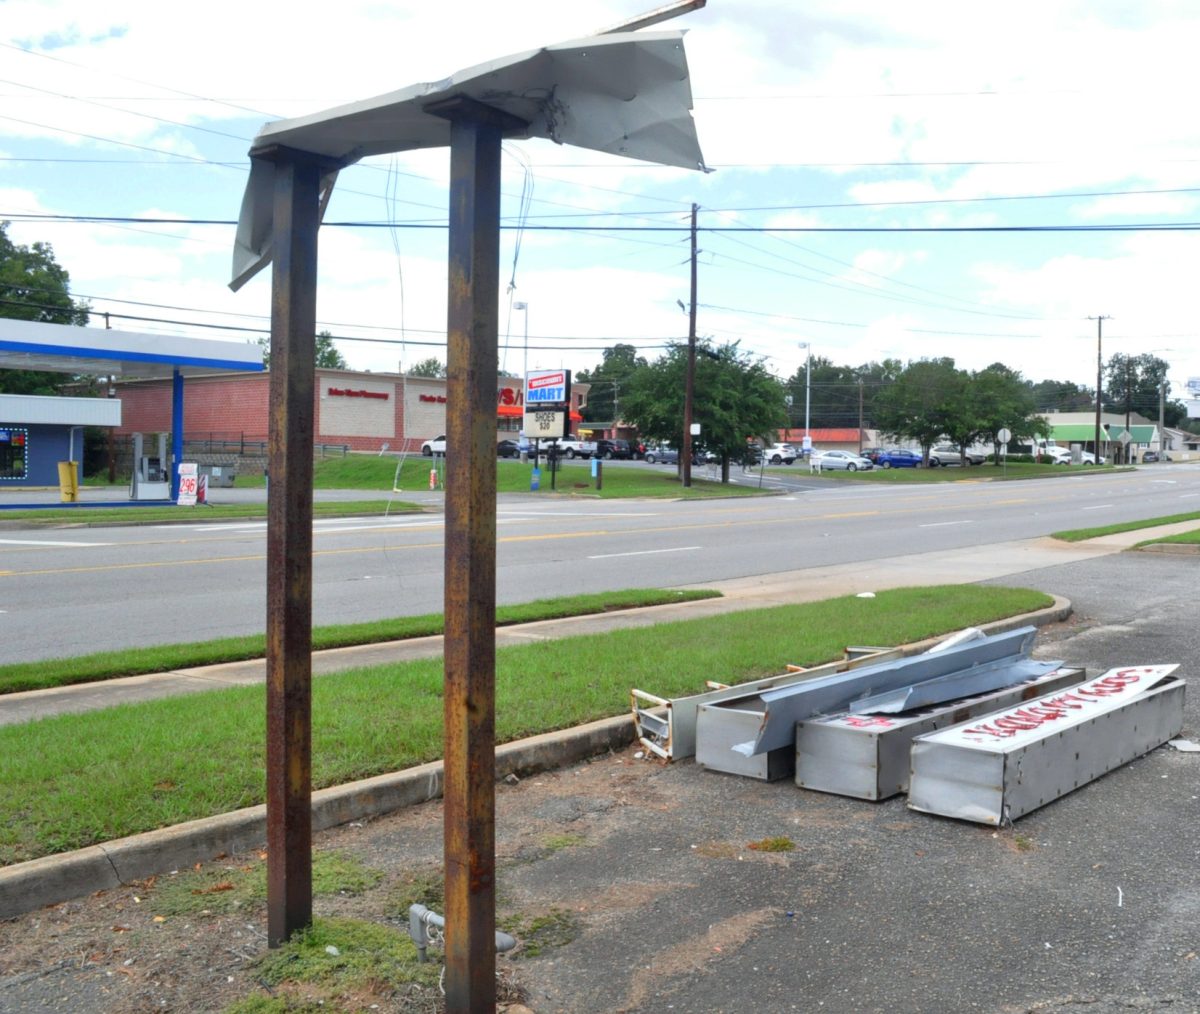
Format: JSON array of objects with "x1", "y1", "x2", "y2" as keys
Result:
[{"x1": 551, "y1": 437, "x2": 596, "y2": 459}]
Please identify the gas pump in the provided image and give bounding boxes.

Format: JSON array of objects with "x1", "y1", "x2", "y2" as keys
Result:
[{"x1": 129, "y1": 432, "x2": 172, "y2": 500}]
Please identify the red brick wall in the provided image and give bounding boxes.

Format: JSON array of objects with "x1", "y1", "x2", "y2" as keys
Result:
[{"x1": 114, "y1": 373, "x2": 271, "y2": 438}]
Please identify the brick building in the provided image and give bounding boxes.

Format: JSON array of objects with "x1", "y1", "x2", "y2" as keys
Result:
[{"x1": 112, "y1": 369, "x2": 588, "y2": 453}]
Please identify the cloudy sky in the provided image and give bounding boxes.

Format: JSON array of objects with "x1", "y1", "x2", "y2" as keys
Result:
[{"x1": 3, "y1": 0, "x2": 1199, "y2": 405}]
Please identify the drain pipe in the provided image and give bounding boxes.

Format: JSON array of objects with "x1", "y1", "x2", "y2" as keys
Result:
[{"x1": 408, "y1": 904, "x2": 517, "y2": 963}]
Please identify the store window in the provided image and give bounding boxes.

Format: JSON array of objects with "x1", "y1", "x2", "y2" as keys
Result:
[{"x1": 0, "y1": 428, "x2": 28, "y2": 480}]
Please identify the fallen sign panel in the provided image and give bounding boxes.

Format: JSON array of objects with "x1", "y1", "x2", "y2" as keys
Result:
[
  {"x1": 907, "y1": 665, "x2": 1184, "y2": 825},
  {"x1": 795, "y1": 667, "x2": 1083, "y2": 801}
]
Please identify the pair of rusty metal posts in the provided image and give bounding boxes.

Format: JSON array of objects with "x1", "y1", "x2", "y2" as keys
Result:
[{"x1": 261, "y1": 97, "x2": 525, "y2": 1010}]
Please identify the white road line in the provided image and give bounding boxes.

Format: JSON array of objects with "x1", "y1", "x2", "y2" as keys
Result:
[
  {"x1": 588, "y1": 546, "x2": 701, "y2": 560},
  {"x1": 1180, "y1": 493, "x2": 1200, "y2": 499},
  {"x1": 1082, "y1": 504, "x2": 1114, "y2": 510},
  {"x1": 0, "y1": 538, "x2": 113, "y2": 547},
  {"x1": 918, "y1": 520, "x2": 974, "y2": 528}
]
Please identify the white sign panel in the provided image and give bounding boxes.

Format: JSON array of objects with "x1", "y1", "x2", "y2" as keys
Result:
[
  {"x1": 177, "y1": 462, "x2": 198, "y2": 506},
  {"x1": 524, "y1": 369, "x2": 570, "y2": 440},
  {"x1": 934, "y1": 665, "x2": 1178, "y2": 750}
]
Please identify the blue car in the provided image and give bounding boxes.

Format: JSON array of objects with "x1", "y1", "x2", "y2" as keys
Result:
[{"x1": 876, "y1": 448, "x2": 922, "y2": 469}]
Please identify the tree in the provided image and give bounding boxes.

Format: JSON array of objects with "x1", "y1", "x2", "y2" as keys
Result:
[
  {"x1": 620, "y1": 340, "x2": 787, "y2": 482},
  {"x1": 256, "y1": 330, "x2": 348, "y2": 370},
  {"x1": 576, "y1": 343, "x2": 649, "y2": 423},
  {"x1": 1030, "y1": 378, "x2": 1094, "y2": 413},
  {"x1": 0, "y1": 221, "x2": 91, "y2": 394},
  {"x1": 871, "y1": 358, "x2": 967, "y2": 462},
  {"x1": 408, "y1": 357, "x2": 447, "y2": 378},
  {"x1": 971, "y1": 364, "x2": 1049, "y2": 463}
]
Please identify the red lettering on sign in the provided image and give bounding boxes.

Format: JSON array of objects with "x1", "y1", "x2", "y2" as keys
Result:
[
  {"x1": 419, "y1": 394, "x2": 447, "y2": 403},
  {"x1": 328, "y1": 387, "x2": 388, "y2": 400},
  {"x1": 839, "y1": 715, "x2": 894, "y2": 729},
  {"x1": 496, "y1": 388, "x2": 523, "y2": 407}
]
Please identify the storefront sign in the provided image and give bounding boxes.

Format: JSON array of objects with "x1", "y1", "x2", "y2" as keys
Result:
[{"x1": 328, "y1": 387, "x2": 388, "y2": 400}]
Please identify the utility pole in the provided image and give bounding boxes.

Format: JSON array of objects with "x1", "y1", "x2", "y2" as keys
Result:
[
  {"x1": 1089, "y1": 315, "x2": 1110, "y2": 463},
  {"x1": 858, "y1": 377, "x2": 864, "y2": 453},
  {"x1": 682, "y1": 203, "x2": 698, "y2": 488}
]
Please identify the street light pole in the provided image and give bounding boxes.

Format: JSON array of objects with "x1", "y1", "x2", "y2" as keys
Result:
[
  {"x1": 799, "y1": 342, "x2": 811, "y2": 454},
  {"x1": 1090, "y1": 315, "x2": 1110, "y2": 463},
  {"x1": 514, "y1": 301, "x2": 529, "y2": 381}
]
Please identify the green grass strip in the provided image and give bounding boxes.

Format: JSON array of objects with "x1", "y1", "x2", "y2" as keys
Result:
[
  {"x1": 1051, "y1": 510, "x2": 1200, "y2": 542},
  {"x1": 313, "y1": 454, "x2": 766, "y2": 497},
  {"x1": 0, "y1": 584, "x2": 1051, "y2": 865},
  {"x1": 0, "y1": 588, "x2": 720, "y2": 695},
  {"x1": 1136, "y1": 529, "x2": 1200, "y2": 547},
  {"x1": 0, "y1": 499, "x2": 415, "y2": 525}
]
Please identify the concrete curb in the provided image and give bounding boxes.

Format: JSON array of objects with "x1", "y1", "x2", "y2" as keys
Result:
[{"x1": 0, "y1": 598, "x2": 1070, "y2": 921}]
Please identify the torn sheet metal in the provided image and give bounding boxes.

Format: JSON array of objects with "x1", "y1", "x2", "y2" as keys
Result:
[
  {"x1": 908, "y1": 665, "x2": 1183, "y2": 824},
  {"x1": 849, "y1": 656, "x2": 1062, "y2": 715},
  {"x1": 695, "y1": 697, "x2": 794, "y2": 781},
  {"x1": 631, "y1": 646, "x2": 901, "y2": 761},
  {"x1": 734, "y1": 626, "x2": 1039, "y2": 757},
  {"x1": 794, "y1": 668, "x2": 1084, "y2": 800},
  {"x1": 231, "y1": 30, "x2": 705, "y2": 289}
]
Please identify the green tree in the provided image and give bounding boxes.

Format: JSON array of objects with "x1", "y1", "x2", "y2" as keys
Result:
[
  {"x1": 872, "y1": 358, "x2": 966, "y2": 462},
  {"x1": 408, "y1": 357, "x2": 447, "y2": 378},
  {"x1": 784, "y1": 357, "x2": 866, "y2": 430},
  {"x1": 576, "y1": 343, "x2": 649, "y2": 423},
  {"x1": 256, "y1": 330, "x2": 348, "y2": 370},
  {"x1": 621, "y1": 340, "x2": 787, "y2": 482},
  {"x1": 0, "y1": 221, "x2": 90, "y2": 394},
  {"x1": 971, "y1": 364, "x2": 1049, "y2": 463},
  {"x1": 1030, "y1": 378, "x2": 1095, "y2": 413}
]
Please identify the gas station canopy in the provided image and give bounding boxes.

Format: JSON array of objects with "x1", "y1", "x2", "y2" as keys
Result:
[{"x1": 0, "y1": 318, "x2": 265, "y2": 380}]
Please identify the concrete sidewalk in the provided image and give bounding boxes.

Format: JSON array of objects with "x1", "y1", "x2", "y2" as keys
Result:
[{"x1": 3, "y1": 524, "x2": 1193, "y2": 727}]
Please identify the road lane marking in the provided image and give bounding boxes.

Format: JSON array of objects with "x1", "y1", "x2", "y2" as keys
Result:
[
  {"x1": 0, "y1": 538, "x2": 113, "y2": 547},
  {"x1": 1082, "y1": 504, "x2": 1113, "y2": 510},
  {"x1": 588, "y1": 547, "x2": 702, "y2": 560},
  {"x1": 918, "y1": 521, "x2": 974, "y2": 528},
  {"x1": 1180, "y1": 493, "x2": 1200, "y2": 499}
]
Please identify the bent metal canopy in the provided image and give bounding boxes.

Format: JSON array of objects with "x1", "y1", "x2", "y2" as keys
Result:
[{"x1": 230, "y1": 29, "x2": 706, "y2": 290}]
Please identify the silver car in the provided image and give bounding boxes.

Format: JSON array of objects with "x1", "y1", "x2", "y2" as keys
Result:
[{"x1": 812, "y1": 449, "x2": 874, "y2": 472}]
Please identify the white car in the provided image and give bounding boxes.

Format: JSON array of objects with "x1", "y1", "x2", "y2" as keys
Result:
[
  {"x1": 812, "y1": 449, "x2": 874, "y2": 472},
  {"x1": 421, "y1": 435, "x2": 447, "y2": 456},
  {"x1": 763, "y1": 444, "x2": 799, "y2": 465}
]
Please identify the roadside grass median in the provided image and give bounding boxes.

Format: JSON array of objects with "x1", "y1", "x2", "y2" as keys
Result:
[
  {"x1": 316, "y1": 454, "x2": 764, "y2": 498},
  {"x1": 1051, "y1": 510, "x2": 1200, "y2": 542},
  {"x1": 0, "y1": 584, "x2": 1052, "y2": 866},
  {"x1": 0, "y1": 588, "x2": 720, "y2": 695},
  {"x1": 0, "y1": 498, "x2": 414, "y2": 526}
]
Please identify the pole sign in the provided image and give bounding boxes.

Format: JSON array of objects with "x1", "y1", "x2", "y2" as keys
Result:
[
  {"x1": 523, "y1": 369, "x2": 571, "y2": 439},
  {"x1": 177, "y1": 462, "x2": 198, "y2": 506}
]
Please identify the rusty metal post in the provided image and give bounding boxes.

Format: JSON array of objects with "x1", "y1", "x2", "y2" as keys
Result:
[
  {"x1": 427, "y1": 95, "x2": 526, "y2": 1013},
  {"x1": 260, "y1": 149, "x2": 323, "y2": 947}
]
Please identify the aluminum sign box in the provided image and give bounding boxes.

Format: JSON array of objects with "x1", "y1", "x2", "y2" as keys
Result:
[
  {"x1": 907, "y1": 666, "x2": 1184, "y2": 824},
  {"x1": 795, "y1": 668, "x2": 1084, "y2": 801}
]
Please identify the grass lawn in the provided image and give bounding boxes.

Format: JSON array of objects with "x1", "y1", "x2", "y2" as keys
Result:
[
  {"x1": 1137, "y1": 528, "x2": 1200, "y2": 547},
  {"x1": 0, "y1": 498, "x2": 414, "y2": 525},
  {"x1": 314, "y1": 454, "x2": 765, "y2": 498},
  {"x1": 0, "y1": 588, "x2": 720, "y2": 695},
  {"x1": 1051, "y1": 510, "x2": 1200, "y2": 542},
  {"x1": 0, "y1": 584, "x2": 1052, "y2": 865}
]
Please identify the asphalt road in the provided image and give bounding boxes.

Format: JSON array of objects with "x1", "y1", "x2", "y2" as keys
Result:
[{"x1": 2, "y1": 463, "x2": 1198, "y2": 663}]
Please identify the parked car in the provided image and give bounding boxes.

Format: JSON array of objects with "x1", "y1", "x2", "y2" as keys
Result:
[
  {"x1": 421, "y1": 435, "x2": 447, "y2": 456},
  {"x1": 1080, "y1": 450, "x2": 1106, "y2": 464},
  {"x1": 876, "y1": 448, "x2": 922, "y2": 468},
  {"x1": 929, "y1": 443, "x2": 985, "y2": 466},
  {"x1": 860, "y1": 447, "x2": 885, "y2": 464},
  {"x1": 496, "y1": 439, "x2": 520, "y2": 458},
  {"x1": 812, "y1": 449, "x2": 874, "y2": 472},
  {"x1": 643, "y1": 444, "x2": 679, "y2": 464},
  {"x1": 763, "y1": 444, "x2": 798, "y2": 465},
  {"x1": 1141, "y1": 451, "x2": 1161, "y2": 463},
  {"x1": 594, "y1": 438, "x2": 633, "y2": 460},
  {"x1": 1038, "y1": 445, "x2": 1073, "y2": 465}
]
